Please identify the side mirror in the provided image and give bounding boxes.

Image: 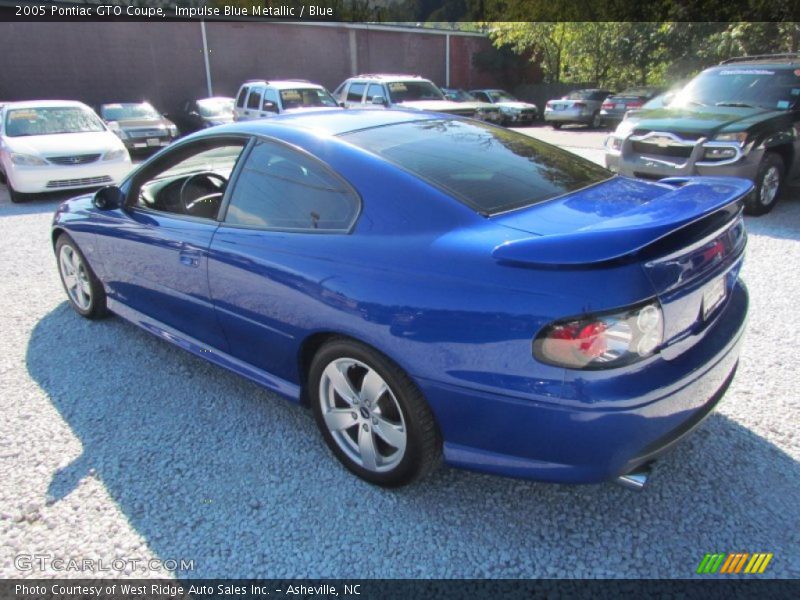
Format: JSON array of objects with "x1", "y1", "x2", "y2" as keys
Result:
[
  {"x1": 93, "y1": 185, "x2": 125, "y2": 210},
  {"x1": 338, "y1": 100, "x2": 346, "y2": 108},
  {"x1": 262, "y1": 101, "x2": 278, "y2": 113},
  {"x1": 371, "y1": 95, "x2": 387, "y2": 106}
]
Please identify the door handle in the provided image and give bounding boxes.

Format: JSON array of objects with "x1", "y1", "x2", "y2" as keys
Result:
[{"x1": 179, "y1": 247, "x2": 201, "y2": 267}]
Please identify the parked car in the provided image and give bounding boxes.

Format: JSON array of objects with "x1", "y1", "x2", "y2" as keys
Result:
[
  {"x1": 99, "y1": 102, "x2": 179, "y2": 153},
  {"x1": 609, "y1": 53, "x2": 800, "y2": 215},
  {"x1": 543, "y1": 89, "x2": 613, "y2": 128},
  {"x1": 440, "y1": 88, "x2": 504, "y2": 124},
  {"x1": 469, "y1": 89, "x2": 538, "y2": 125},
  {"x1": 334, "y1": 74, "x2": 475, "y2": 117},
  {"x1": 234, "y1": 80, "x2": 341, "y2": 121},
  {"x1": 172, "y1": 97, "x2": 235, "y2": 134},
  {"x1": 52, "y1": 109, "x2": 749, "y2": 489},
  {"x1": 1, "y1": 100, "x2": 131, "y2": 203},
  {"x1": 599, "y1": 87, "x2": 665, "y2": 128}
]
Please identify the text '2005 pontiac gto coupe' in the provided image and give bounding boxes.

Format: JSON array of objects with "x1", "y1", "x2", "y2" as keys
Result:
[{"x1": 52, "y1": 109, "x2": 750, "y2": 488}]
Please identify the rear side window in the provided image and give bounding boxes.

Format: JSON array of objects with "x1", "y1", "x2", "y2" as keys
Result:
[
  {"x1": 225, "y1": 140, "x2": 360, "y2": 231},
  {"x1": 347, "y1": 83, "x2": 366, "y2": 102},
  {"x1": 236, "y1": 87, "x2": 249, "y2": 108},
  {"x1": 343, "y1": 119, "x2": 610, "y2": 215},
  {"x1": 247, "y1": 89, "x2": 262, "y2": 110}
]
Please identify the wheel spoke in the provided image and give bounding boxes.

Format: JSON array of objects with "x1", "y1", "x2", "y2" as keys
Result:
[
  {"x1": 358, "y1": 426, "x2": 378, "y2": 470},
  {"x1": 360, "y1": 368, "x2": 387, "y2": 405},
  {"x1": 324, "y1": 408, "x2": 356, "y2": 432},
  {"x1": 63, "y1": 273, "x2": 77, "y2": 289},
  {"x1": 372, "y1": 416, "x2": 406, "y2": 451},
  {"x1": 322, "y1": 362, "x2": 359, "y2": 405}
]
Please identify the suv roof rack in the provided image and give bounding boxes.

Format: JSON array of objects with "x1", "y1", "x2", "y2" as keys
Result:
[
  {"x1": 720, "y1": 53, "x2": 800, "y2": 65},
  {"x1": 354, "y1": 73, "x2": 421, "y2": 79}
]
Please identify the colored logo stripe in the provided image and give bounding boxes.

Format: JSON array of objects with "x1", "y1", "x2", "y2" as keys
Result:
[{"x1": 697, "y1": 553, "x2": 773, "y2": 574}]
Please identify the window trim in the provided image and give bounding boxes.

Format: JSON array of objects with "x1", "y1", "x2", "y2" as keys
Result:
[
  {"x1": 124, "y1": 134, "x2": 255, "y2": 224},
  {"x1": 218, "y1": 134, "x2": 363, "y2": 235}
]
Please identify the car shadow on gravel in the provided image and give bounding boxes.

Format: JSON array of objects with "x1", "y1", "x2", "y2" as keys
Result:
[
  {"x1": 744, "y1": 187, "x2": 800, "y2": 243},
  {"x1": 0, "y1": 188, "x2": 78, "y2": 216},
  {"x1": 26, "y1": 304, "x2": 800, "y2": 578}
]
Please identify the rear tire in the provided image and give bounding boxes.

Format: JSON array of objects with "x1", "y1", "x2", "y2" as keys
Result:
[
  {"x1": 55, "y1": 233, "x2": 108, "y2": 319},
  {"x1": 309, "y1": 338, "x2": 442, "y2": 487},
  {"x1": 591, "y1": 111, "x2": 602, "y2": 129},
  {"x1": 551, "y1": 122, "x2": 562, "y2": 130},
  {"x1": 745, "y1": 152, "x2": 784, "y2": 216}
]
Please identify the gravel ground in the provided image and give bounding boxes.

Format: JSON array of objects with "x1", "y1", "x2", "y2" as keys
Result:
[{"x1": 0, "y1": 136, "x2": 798, "y2": 580}]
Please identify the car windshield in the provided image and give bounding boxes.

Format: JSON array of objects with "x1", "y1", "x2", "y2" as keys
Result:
[
  {"x1": 5, "y1": 107, "x2": 105, "y2": 137},
  {"x1": 567, "y1": 90, "x2": 606, "y2": 101},
  {"x1": 197, "y1": 98, "x2": 234, "y2": 117},
  {"x1": 101, "y1": 103, "x2": 160, "y2": 121},
  {"x1": 671, "y1": 67, "x2": 800, "y2": 110},
  {"x1": 446, "y1": 90, "x2": 477, "y2": 102},
  {"x1": 386, "y1": 81, "x2": 445, "y2": 103},
  {"x1": 488, "y1": 90, "x2": 517, "y2": 102},
  {"x1": 279, "y1": 88, "x2": 339, "y2": 109},
  {"x1": 343, "y1": 119, "x2": 610, "y2": 215}
]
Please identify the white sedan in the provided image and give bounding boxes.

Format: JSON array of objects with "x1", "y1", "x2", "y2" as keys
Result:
[{"x1": 0, "y1": 100, "x2": 132, "y2": 203}]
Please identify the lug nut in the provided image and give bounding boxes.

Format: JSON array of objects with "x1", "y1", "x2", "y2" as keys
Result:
[
  {"x1": 362, "y1": 424, "x2": 369, "y2": 432},
  {"x1": 372, "y1": 417, "x2": 378, "y2": 425},
  {"x1": 351, "y1": 412, "x2": 357, "y2": 420}
]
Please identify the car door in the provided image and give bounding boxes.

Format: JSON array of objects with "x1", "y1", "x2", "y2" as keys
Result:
[
  {"x1": 344, "y1": 82, "x2": 367, "y2": 108},
  {"x1": 207, "y1": 137, "x2": 360, "y2": 382},
  {"x1": 94, "y1": 136, "x2": 251, "y2": 351},
  {"x1": 258, "y1": 88, "x2": 280, "y2": 118},
  {"x1": 364, "y1": 83, "x2": 388, "y2": 108},
  {"x1": 241, "y1": 88, "x2": 263, "y2": 121}
]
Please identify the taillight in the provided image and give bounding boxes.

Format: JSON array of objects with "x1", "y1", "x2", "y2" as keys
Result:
[
  {"x1": 601, "y1": 101, "x2": 614, "y2": 110},
  {"x1": 627, "y1": 101, "x2": 643, "y2": 109},
  {"x1": 533, "y1": 302, "x2": 663, "y2": 369}
]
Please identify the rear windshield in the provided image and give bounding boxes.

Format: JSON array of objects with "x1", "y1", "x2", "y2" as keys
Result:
[
  {"x1": 342, "y1": 119, "x2": 610, "y2": 215},
  {"x1": 566, "y1": 90, "x2": 607, "y2": 101}
]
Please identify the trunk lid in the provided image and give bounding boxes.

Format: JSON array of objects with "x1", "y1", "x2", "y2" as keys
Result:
[{"x1": 492, "y1": 175, "x2": 751, "y2": 351}]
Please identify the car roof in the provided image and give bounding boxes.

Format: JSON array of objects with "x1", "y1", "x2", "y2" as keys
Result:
[
  {"x1": 243, "y1": 80, "x2": 326, "y2": 90},
  {"x1": 206, "y1": 108, "x2": 441, "y2": 138},
  {"x1": 348, "y1": 74, "x2": 430, "y2": 82},
  {"x1": 100, "y1": 102, "x2": 153, "y2": 106},
  {"x1": 3, "y1": 99, "x2": 90, "y2": 110}
]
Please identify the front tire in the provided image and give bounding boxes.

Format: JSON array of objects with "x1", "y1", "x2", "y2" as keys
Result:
[
  {"x1": 590, "y1": 111, "x2": 602, "y2": 129},
  {"x1": 551, "y1": 122, "x2": 562, "y2": 130},
  {"x1": 55, "y1": 234, "x2": 108, "y2": 319},
  {"x1": 744, "y1": 153, "x2": 784, "y2": 216},
  {"x1": 8, "y1": 181, "x2": 30, "y2": 204},
  {"x1": 309, "y1": 338, "x2": 442, "y2": 487}
]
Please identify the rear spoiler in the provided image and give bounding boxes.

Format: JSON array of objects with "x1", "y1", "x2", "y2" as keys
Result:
[{"x1": 492, "y1": 177, "x2": 753, "y2": 267}]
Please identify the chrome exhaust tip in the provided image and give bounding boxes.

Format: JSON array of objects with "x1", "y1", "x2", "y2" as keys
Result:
[{"x1": 615, "y1": 463, "x2": 653, "y2": 491}]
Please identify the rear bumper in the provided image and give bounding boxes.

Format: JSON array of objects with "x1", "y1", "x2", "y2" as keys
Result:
[
  {"x1": 544, "y1": 108, "x2": 593, "y2": 124},
  {"x1": 418, "y1": 279, "x2": 748, "y2": 484}
]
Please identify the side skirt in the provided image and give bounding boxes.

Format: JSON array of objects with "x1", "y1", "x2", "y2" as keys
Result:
[{"x1": 107, "y1": 298, "x2": 302, "y2": 403}]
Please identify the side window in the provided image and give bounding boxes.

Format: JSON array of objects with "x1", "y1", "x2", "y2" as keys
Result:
[
  {"x1": 365, "y1": 84, "x2": 384, "y2": 102},
  {"x1": 236, "y1": 86, "x2": 249, "y2": 108},
  {"x1": 347, "y1": 82, "x2": 366, "y2": 103},
  {"x1": 474, "y1": 92, "x2": 489, "y2": 102},
  {"x1": 263, "y1": 88, "x2": 280, "y2": 111},
  {"x1": 247, "y1": 89, "x2": 262, "y2": 110},
  {"x1": 332, "y1": 82, "x2": 345, "y2": 99},
  {"x1": 225, "y1": 140, "x2": 359, "y2": 232},
  {"x1": 132, "y1": 138, "x2": 247, "y2": 220}
]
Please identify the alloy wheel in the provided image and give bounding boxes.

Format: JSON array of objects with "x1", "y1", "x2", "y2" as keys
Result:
[
  {"x1": 318, "y1": 357, "x2": 407, "y2": 473},
  {"x1": 59, "y1": 244, "x2": 92, "y2": 311}
]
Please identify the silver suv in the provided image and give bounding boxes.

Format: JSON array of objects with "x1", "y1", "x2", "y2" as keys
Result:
[
  {"x1": 333, "y1": 74, "x2": 476, "y2": 118},
  {"x1": 234, "y1": 80, "x2": 341, "y2": 121}
]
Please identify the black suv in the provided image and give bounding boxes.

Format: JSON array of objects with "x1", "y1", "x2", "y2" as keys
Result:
[{"x1": 608, "y1": 54, "x2": 800, "y2": 214}]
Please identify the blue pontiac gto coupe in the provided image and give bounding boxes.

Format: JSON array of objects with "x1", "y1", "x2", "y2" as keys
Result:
[{"x1": 52, "y1": 109, "x2": 750, "y2": 488}]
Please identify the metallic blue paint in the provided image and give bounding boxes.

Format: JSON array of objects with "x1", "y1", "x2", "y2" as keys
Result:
[{"x1": 51, "y1": 109, "x2": 751, "y2": 484}]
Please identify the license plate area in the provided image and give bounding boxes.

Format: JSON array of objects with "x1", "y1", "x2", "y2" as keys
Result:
[
  {"x1": 146, "y1": 138, "x2": 160, "y2": 147},
  {"x1": 702, "y1": 277, "x2": 726, "y2": 321},
  {"x1": 616, "y1": 103, "x2": 626, "y2": 109}
]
